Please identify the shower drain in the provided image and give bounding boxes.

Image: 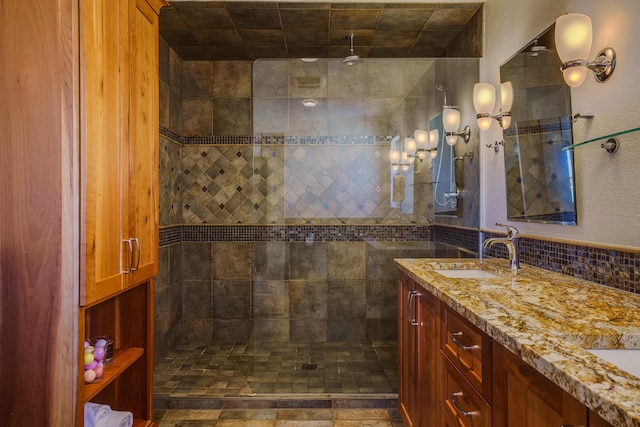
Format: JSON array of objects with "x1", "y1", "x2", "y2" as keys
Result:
[{"x1": 301, "y1": 363, "x2": 317, "y2": 370}]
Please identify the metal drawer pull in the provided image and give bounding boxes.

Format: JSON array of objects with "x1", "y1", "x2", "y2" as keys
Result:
[
  {"x1": 450, "y1": 331, "x2": 479, "y2": 351},
  {"x1": 131, "y1": 238, "x2": 140, "y2": 271},
  {"x1": 123, "y1": 239, "x2": 134, "y2": 273},
  {"x1": 407, "y1": 291, "x2": 419, "y2": 326},
  {"x1": 450, "y1": 392, "x2": 477, "y2": 417}
]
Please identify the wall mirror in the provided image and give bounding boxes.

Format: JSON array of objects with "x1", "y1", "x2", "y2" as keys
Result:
[{"x1": 499, "y1": 24, "x2": 578, "y2": 225}]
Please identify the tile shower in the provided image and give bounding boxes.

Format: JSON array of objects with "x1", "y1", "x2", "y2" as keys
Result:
[{"x1": 154, "y1": 48, "x2": 480, "y2": 403}]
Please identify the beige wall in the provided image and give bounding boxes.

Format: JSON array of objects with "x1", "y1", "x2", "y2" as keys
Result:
[{"x1": 481, "y1": 0, "x2": 640, "y2": 248}]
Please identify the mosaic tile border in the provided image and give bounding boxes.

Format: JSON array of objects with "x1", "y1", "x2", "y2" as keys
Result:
[
  {"x1": 159, "y1": 126, "x2": 182, "y2": 143},
  {"x1": 481, "y1": 230, "x2": 640, "y2": 294},
  {"x1": 503, "y1": 116, "x2": 571, "y2": 137},
  {"x1": 160, "y1": 224, "x2": 430, "y2": 246},
  {"x1": 432, "y1": 225, "x2": 480, "y2": 255},
  {"x1": 160, "y1": 126, "x2": 393, "y2": 146}
]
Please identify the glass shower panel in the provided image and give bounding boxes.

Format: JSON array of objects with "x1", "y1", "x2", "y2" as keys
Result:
[{"x1": 250, "y1": 58, "x2": 476, "y2": 395}]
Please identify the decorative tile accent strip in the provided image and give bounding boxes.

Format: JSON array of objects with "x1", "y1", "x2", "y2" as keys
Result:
[
  {"x1": 432, "y1": 225, "x2": 479, "y2": 255},
  {"x1": 160, "y1": 224, "x2": 430, "y2": 244},
  {"x1": 159, "y1": 225, "x2": 182, "y2": 246},
  {"x1": 182, "y1": 135, "x2": 258, "y2": 145},
  {"x1": 481, "y1": 229, "x2": 640, "y2": 294},
  {"x1": 503, "y1": 116, "x2": 572, "y2": 137},
  {"x1": 159, "y1": 126, "x2": 183, "y2": 143},
  {"x1": 159, "y1": 127, "x2": 395, "y2": 146}
]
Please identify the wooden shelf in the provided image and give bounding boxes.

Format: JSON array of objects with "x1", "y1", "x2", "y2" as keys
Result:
[{"x1": 83, "y1": 347, "x2": 144, "y2": 401}]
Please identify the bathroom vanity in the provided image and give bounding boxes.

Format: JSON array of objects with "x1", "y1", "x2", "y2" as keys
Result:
[{"x1": 396, "y1": 258, "x2": 640, "y2": 427}]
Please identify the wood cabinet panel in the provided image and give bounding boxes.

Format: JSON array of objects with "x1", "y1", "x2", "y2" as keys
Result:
[
  {"x1": 492, "y1": 341, "x2": 588, "y2": 427},
  {"x1": 398, "y1": 272, "x2": 439, "y2": 426},
  {"x1": 78, "y1": 0, "x2": 164, "y2": 425},
  {"x1": 126, "y1": 0, "x2": 160, "y2": 286},
  {"x1": 442, "y1": 306, "x2": 492, "y2": 401},
  {"x1": 442, "y1": 357, "x2": 492, "y2": 427},
  {"x1": 80, "y1": 0, "x2": 126, "y2": 305},
  {"x1": 81, "y1": 0, "x2": 161, "y2": 306}
]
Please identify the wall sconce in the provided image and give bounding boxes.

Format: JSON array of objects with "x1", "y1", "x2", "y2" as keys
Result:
[
  {"x1": 443, "y1": 108, "x2": 470, "y2": 146},
  {"x1": 473, "y1": 82, "x2": 513, "y2": 130},
  {"x1": 390, "y1": 149, "x2": 410, "y2": 172},
  {"x1": 406, "y1": 129, "x2": 439, "y2": 161},
  {"x1": 555, "y1": 13, "x2": 616, "y2": 88},
  {"x1": 302, "y1": 99, "x2": 317, "y2": 107}
]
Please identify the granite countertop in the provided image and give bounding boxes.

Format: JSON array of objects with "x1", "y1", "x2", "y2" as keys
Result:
[{"x1": 394, "y1": 258, "x2": 640, "y2": 427}]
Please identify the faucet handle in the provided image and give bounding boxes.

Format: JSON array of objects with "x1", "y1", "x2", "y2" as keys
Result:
[{"x1": 495, "y1": 223, "x2": 519, "y2": 238}]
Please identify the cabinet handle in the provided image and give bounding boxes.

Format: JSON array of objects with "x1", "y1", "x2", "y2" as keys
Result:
[
  {"x1": 450, "y1": 331, "x2": 479, "y2": 351},
  {"x1": 124, "y1": 239, "x2": 134, "y2": 273},
  {"x1": 407, "y1": 291, "x2": 419, "y2": 326},
  {"x1": 131, "y1": 237, "x2": 140, "y2": 271},
  {"x1": 450, "y1": 392, "x2": 477, "y2": 417}
]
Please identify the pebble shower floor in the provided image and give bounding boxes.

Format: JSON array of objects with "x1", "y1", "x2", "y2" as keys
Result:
[{"x1": 154, "y1": 341, "x2": 398, "y2": 397}]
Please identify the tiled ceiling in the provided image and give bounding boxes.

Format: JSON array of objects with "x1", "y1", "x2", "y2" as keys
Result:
[{"x1": 160, "y1": 2, "x2": 483, "y2": 60}]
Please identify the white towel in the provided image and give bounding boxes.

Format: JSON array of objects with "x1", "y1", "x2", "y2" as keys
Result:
[
  {"x1": 83, "y1": 402, "x2": 111, "y2": 427},
  {"x1": 104, "y1": 410, "x2": 133, "y2": 427}
]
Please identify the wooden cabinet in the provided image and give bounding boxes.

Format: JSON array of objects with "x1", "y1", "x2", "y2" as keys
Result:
[
  {"x1": 442, "y1": 306, "x2": 492, "y2": 400},
  {"x1": 77, "y1": 0, "x2": 165, "y2": 425},
  {"x1": 492, "y1": 341, "x2": 587, "y2": 427},
  {"x1": 441, "y1": 306, "x2": 493, "y2": 427},
  {"x1": 442, "y1": 356, "x2": 492, "y2": 427},
  {"x1": 80, "y1": 0, "x2": 163, "y2": 307},
  {"x1": 398, "y1": 272, "x2": 440, "y2": 426},
  {"x1": 398, "y1": 273, "x2": 613, "y2": 427}
]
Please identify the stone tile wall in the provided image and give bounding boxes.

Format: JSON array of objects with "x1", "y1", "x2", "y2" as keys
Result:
[{"x1": 153, "y1": 238, "x2": 437, "y2": 351}]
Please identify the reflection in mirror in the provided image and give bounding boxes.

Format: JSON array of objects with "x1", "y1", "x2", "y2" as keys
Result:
[
  {"x1": 430, "y1": 112, "x2": 457, "y2": 214},
  {"x1": 500, "y1": 23, "x2": 577, "y2": 225}
]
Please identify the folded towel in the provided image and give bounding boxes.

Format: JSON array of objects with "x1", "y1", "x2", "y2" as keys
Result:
[
  {"x1": 104, "y1": 410, "x2": 133, "y2": 427},
  {"x1": 84, "y1": 402, "x2": 111, "y2": 427},
  {"x1": 392, "y1": 174, "x2": 405, "y2": 202}
]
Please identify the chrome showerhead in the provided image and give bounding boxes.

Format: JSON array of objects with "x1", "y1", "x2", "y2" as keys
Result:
[
  {"x1": 343, "y1": 33, "x2": 362, "y2": 66},
  {"x1": 343, "y1": 54, "x2": 362, "y2": 66}
]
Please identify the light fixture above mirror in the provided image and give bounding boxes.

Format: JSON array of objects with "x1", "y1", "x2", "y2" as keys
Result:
[
  {"x1": 443, "y1": 108, "x2": 470, "y2": 146},
  {"x1": 473, "y1": 81, "x2": 513, "y2": 130},
  {"x1": 554, "y1": 13, "x2": 616, "y2": 87}
]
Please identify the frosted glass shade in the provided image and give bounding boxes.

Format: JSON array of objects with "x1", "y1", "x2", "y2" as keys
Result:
[
  {"x1": 405, "y1": 137, "x2": 416, "y2": 153},
  {"x1": 428, "y1": 129, "x2": 439, "y2": 149},
  {"x1": 414, "y1": 130, "x2": 428, "y2": 149},
  {"x1": 555, "y1": 14, "x2": 592, "y2": 63},
  {"x1": 473, "y1": 83, "x2": 496, "y2": 114},
  {"x1": 500, "y1": 81, "x2": 514, "y2": 112},
  {"x1": 389, "y1": 149, "x2": 400, "y2": 163},
  {"x1": 443, "y1": 108, "x2": 461, "y2": 146},
  {"x1": 556, "y1": 14, "x2": 592, "y2": 87},
  {"x1": 562, "y1": 67, "x2": 589, "y2": 88},
  {"x1": 501, "y1": 116, "x2": 512, "y2": 129},
  {"x1": 473, "y1": 83, "x2": 496, "y2": 131}
]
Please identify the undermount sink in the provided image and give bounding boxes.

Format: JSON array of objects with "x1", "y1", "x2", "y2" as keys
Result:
[
  {"x1": 587, "y1": 349, "x2": 640, "y2": 379},
  {"x1": 433, "y1": 269, "x2": 498, "y2": 279}
]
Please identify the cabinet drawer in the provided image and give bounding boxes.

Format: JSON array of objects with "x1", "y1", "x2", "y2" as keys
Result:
[
  {"x1": 442, "y1": 306, "x2": 492, "y2": 400},
  {"x1": 442, "y1": 358, "x2": 492, "y2": 427}
]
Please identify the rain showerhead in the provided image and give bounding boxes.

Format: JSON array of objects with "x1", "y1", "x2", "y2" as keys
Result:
[{"x1": 343, "y1": 33, "x2": 363, "y2": 66}]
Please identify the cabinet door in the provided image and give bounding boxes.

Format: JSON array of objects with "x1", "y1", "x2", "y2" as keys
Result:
[
  {"x1": 125, "y1": 0, "x2": 159, "y2": 286},
  {"x1": 398, "y1": 273, "x2": 439, "y2": 426},
  {"x1": 492, "y1": 341, "x2": 587, "y2": 427},
  {"x1": 80, "y1": 0, "x2": 126, "y2": 306},
  {"x1": 399, "y1": 274, "x2": 419, "y2": 426}
]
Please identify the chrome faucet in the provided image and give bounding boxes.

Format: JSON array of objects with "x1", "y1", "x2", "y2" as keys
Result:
[{"x1": 482, "y1": 223, "x2": 520, "y2": 270}]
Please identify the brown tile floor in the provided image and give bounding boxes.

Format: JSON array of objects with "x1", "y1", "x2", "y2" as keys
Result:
[
  {"x1": 154, "y1": 408, "x2": 405, "y2": 426},
  {"x1": 154, "y1": 341, "x2": 398, "y2": 397}
]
